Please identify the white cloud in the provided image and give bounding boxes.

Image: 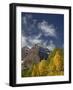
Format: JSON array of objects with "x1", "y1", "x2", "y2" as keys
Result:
[
  {"x1": 34, "y1": 33, "x2": 42, "y2": 39},
  {"x1": 22, "y1": 33, "x2": 55, "y2": 51},
  {"x1": 43, "y1": 40, "x2": 55, "y2": 51},
  {"x1": 47, "y1": 40, "x2": 55, "y2": 51},
  {"x1": 28, "y1": 33, "x2": 42, "y2": 46},
  {"x1": 26, "y1": 14, "x2": 32, "y2": 19},
  {"x1": 21, "y1": 35, "x2": 27, "y2": 48},
  {"x1": 21, "y1": 34, "x2": 31, "y2": 48},
  {"x1": 23, "y1": 17, "x2": 27, "y2": 24},
  {"x1": 38, "y1": 20, "x2": 56, "y2": 37},
  {"x1": 43, "y1": 41, "x2": 47, "y2": 47},
  {"x1": 23, "y1": 14, "x2": 32, "y2": 25},
  {"x1": 21, "y1": 33, "x2": 42, "y2": 48},
  {"x1": 22, "y1": 18, "x2": 56, "y2": 49},
  {"x1": 29, "y1": 39, "x2": 42, "y2": 45}
]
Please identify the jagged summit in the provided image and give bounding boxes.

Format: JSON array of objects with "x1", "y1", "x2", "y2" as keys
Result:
[{"x1": 21, "y1": 44, "x2": 51, "y2": 70}]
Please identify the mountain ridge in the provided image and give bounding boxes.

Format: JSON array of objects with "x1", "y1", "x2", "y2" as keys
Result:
[{"x1": 21, "y1": 44, "x2": 51, "y2": 70}]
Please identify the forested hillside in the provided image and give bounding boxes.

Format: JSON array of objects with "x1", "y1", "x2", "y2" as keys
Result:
[{"x1": 22, "y1": 48, "x2": 64, "y2": 77}]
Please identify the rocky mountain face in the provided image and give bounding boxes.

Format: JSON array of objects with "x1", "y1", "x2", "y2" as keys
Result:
[
  {"x1": 22, "y1": 46, "x2": 29, "y2": 60},
  {"x1": 21, "y1": 44, "x2": 50, "y2": 70},
  {"x1": 39, "y1": 47, "x2": 50, "y2": 60}
]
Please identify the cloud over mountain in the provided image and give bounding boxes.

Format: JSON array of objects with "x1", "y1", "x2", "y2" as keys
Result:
[
  {"x1": 38, "y1": 20, "x2": 56, "y2": 37},
  {"x1": 21, "y1": 13, "x2": 64, "y2": 50}
]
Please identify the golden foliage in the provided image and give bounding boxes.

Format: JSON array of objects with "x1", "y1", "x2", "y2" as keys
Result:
[
  {"x1": 53, "y1": 51, "x2": 63, "y2": 71},
  {"x1": 22, "y1": 48, "x2": 64, "y2": 77},
  {"x1": 47, "y1": 49, "x2": 64, "y2": 76},
  {"x1": 32, "y1": 60, "x2": 48, "y2": 76},
  {"x1": 38, "y1": 60, "x2": 48, "y2": 76},
  {"x1": 47, "y1": 71, "x2": 64, "y2": 76},
  {"x1": 32, "y1": 64, "x2": 39, "y2": 76}
]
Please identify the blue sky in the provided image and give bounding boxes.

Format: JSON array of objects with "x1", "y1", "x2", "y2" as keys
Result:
[{"x1": 21, "y1": 12, "x2": 64, "y2": 50}]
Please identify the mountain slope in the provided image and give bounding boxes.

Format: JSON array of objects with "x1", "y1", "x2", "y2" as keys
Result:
[{"x1": 21, "y1": 44, "x2": 51, "y2": 70}]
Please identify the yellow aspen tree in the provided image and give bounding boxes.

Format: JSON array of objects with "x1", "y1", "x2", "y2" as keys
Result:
[
  {"x1": 53, "y1": 51, "x2": 63, "y2": 71},
  {"x1": 38, "y1": 60, "x2": 48, "y2": 76}
]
